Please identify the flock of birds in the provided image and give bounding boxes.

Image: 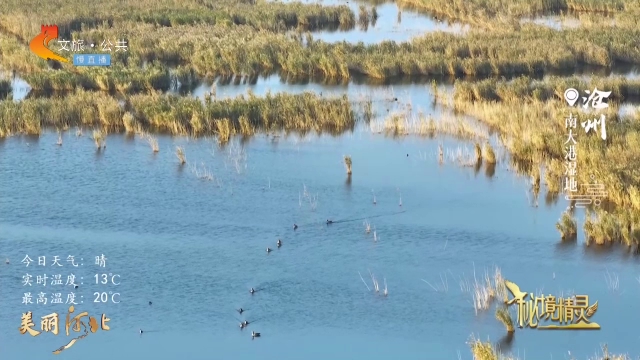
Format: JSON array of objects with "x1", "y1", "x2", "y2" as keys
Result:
[
  {"x1": 2, "y1": 174, "x2": 406, "y2": 342},
  {"x1": 243, "y1": 188, "x2": 402, "y2": 338}
]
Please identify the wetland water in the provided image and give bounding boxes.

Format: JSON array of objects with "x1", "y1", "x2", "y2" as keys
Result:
[
  {"x1": 1, "y1": 129, "x2": 640, "y2": 360},
  {"x1": 2, "y1": 1, "x2": 640, "y2": 359}
]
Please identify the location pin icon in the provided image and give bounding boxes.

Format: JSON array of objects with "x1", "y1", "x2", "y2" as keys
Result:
[{"x1": 564, "y1": 88, "x2": 579, "y2": 107}]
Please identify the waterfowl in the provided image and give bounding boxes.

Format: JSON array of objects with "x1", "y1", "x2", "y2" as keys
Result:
[
  {"x1": 5, "y1": 258, "x2": 9, "y2": 264},
  {"x1": 326, "y1": 219, "x2": 333, "y2": 224},
  {"x1": 293, "y1": 224, "x2": 298, "y2": 230},
  {"x1": 237, "y1": 308, "x2": 244, "y2": 314},
  {"x1": 266, "y1": 247, "x2": 272, "y2": 253},
  {"x1": 250, "y1": 288, "x2": 255, "y2": 294},
  {"x1": 239, "y1": 322, "x2": 246, "y2": 329},
  {"x1": 139, "y1": 329, "x2": 144, "y2": 334},
  {"x1": 74, "y1": 285, "x2": 79, "y2": 289},
  {"x1": 242, "y1": 320, "x2": 249, "y2": 326},
  {"x1": 251, "y1": 331, "x2": 260, "y2": 338},
  {"x1": 149, "y1": 301, "x2": 152, "y2": 305},
  {"x1": 277, "y1": 239, "x2": 282, "y2": 247}
]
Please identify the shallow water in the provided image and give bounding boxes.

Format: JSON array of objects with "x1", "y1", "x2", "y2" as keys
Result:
[
  {"x1": 0, "y1": 128, "x2": 639, "y2": 360},
  {"x1": 168, "y1": 74, "x2": 640, "y2": 121},
  {"x1": 304, "y1": 0, "x2": 468, "y2": 44},
  {"x1": 522, "y1": 15, "x2": 617, "y2": 30}
]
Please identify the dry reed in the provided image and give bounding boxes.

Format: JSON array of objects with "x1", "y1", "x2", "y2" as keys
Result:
[
  {"x1": 176, "y1": 146, "x2": 186, "y2": 164},
  {"x1": 467, "y1": 336, "x2": 631, "y2": 360},
  {"x1": 556, "y1": 209, "x2": 578, "y2": 240},
  {"x1": 0, "y1": 90, "x2": 356, "y2": 140},
  {"x1": 344, "y1": 155, "x2": 352, "y2": 174},
  {"x1": 495, "y1": 306, "x2": 515, "y2": 333},
  {"x1": 446, "y1": 75, "x2": 640, "y2": 247}
]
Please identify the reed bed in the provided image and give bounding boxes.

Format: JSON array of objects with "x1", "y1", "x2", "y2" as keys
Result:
[
  {"x1": 23, "y1": 65, "x2": 174, "y2": 93},
  {"x1": 455, "y1": 76, "x2": 640, "y2": 104},
  {"x1": 118, "y1": 24, "x2": 640, "y2": 79},
  {"x1": 556, "y1": 209, "x2": 578, "y2": 240},
  {"x1": 445, "y1": 75, "x2": 640, "y2": 246},
  {"x1": 6, "y1": 21, "x2": 640, "y2": 84},
  {"x1": 0, "y1": 0, "x2": 355, "y2": 42},
  {"x1": 398, "y1": 0, "x2": 638, "y2": 21},
  {"x1": 0, "y1": 89, "x2": 356, "y2": 140},
  {"x1": 467, "y1": 337, "x2": 630, "y2": 360}
]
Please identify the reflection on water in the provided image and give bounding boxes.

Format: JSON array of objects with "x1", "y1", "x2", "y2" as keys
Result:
[
  {"x1": 0, "y1": 131, "x2": 639, "y2": 359},
  {"x1": 521, "y1": 16, "x2": 582, "y2": 30},
  {"x1": 521, "y1": 14, "x2": 617, "y2": 30},
  {"x1": 305, "y1": 1, "x2": 468, "y2": 44}
]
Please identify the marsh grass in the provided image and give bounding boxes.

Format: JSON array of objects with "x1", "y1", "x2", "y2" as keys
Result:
[
  {"x1": 471, "y1": 266, "x2": 507, "y2": 314},
  {"x1": 226, "y1": 141, "x2": 248, "y2": 174},
  {"x1": 495, "y1": 306, "x2": 515, "y2": 333},
  {"x1": 468, "y1": 337, "x2": 630, "y2": 360},
  {"x1": 92, "y1": 129, "x2": 105, "y2": 149},
  {"x1": 145, "y1": 133, "x2": 159, "y2": 153},
  {"x1": 176, "y1": 146, "x2": 186, "y2": 164},
  {"x1": 443, "y1": 145, "x2": 478, "y2": 167},
  {"x1": 190, "y1": 161, "x2": 215, "y2": 181},
  {"x1": 359, "y1": 270, "x2": 387, "y2": 296},
  {"x1": 344, "y1": 155, "x2": 352, "y2": 174},
  {"x1": 556, "y1": 209, "x2": 578, "y2": 240},
  {"x1": 22, "y1": 65, "x2": 174, "y2": 93},
  {"x1": 604, "y1": 269, "x2": 620, "y2": 293},
  {"x1": 446, "y1": 76, "x2": 640, "y2": 246},
  {"x1": 301, "y1": 184, "x2": 319, "y2": 211},
  {"x1": 0, "y1": 90, "x2": 356, "y2": 140},
  {"x1": 373, "y1": 113, "x2": 488, "y2": 140},
  {"x1": 422, "y1": 272, "x2": 450, "y2": 292},
  {"x1": 0, "y1": 0, "x2": 356, "y2": 42},
  {"x1": 398, "y1": 0, "x2": 637, "y2": 22},
  {"x1": 467, "y1": 335, "x2": 518, "y2": 360},
  {"x1": 474, "y1": 143, "x2": 482, "y2": 163},
  {"x1": 455, "y1": 76, "x2": 640, "y2": 104},
  {"x1": 364, "y1": 220, "x2": 371, "y2": 234},
  {"x1": 482, "y1": 142, "x2": 497, "y2": 164},
  {"x1": 358, "y1": 5, "x2": 371, "y2": 29},
  {"x1": 582, "y1": 210, "x2": 640, "y2": 246},
  {"x1": 8, "y1": 19, "x2": 639, "y2": 85}
]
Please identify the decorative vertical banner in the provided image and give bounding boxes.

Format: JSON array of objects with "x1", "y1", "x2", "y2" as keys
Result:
[{"x1": 563, "y1": 87, "x2": 611, "y2": 207}]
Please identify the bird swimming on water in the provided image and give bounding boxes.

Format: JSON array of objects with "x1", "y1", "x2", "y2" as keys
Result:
[
  {"x1": 149, "y1": 301, "x2": 152, "y2": 305},
  {"x1": 237, "y1": 308, "x2": 245, "y2": 314},
  {"x1": 326, "y1": 219, "x2": 333, "y2": 225},
  {"x1": 266, "y1": 247, "x2": 272, "y2": 253},
  {"x1": 5, "y1": 258, "x2": 9, "y2": 264},
  {"x1": 277, "y1": 239, "x2": 282, "y2": 247},
  {"x1": 293, "y1": 224, "x2": 298, "y2": 230},
  {"x1": 251, "y1": 331, "x2": 260, "y2": 338},
  {"x1": 250, "y1": 288, "x2": 255, "y2": 294},
  {"x1": 139, "y1": 329, "x2": 144, "y2": 334}
]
